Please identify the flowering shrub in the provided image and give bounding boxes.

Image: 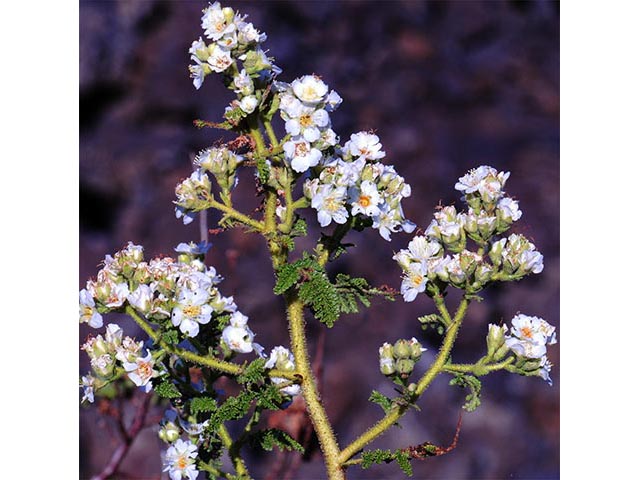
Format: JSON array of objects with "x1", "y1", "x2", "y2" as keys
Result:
[{"x1": 80, "y1": 3, "x2": 557, "y2": 479}]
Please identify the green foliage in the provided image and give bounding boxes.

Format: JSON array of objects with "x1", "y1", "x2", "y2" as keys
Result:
[
  {"x1": 223, "y1": 106, "x2": 246, "y2": 127},
  {"x1": 290, "y1": 218, "x2": 307, "y2": 238},
  {"x1": 254, "y1": 384, "x2": 286, "y2": 410},
  {"x1": 248, "y1": 428, "x2": 304, "y2": 453},
  {"x1": 369, "y1": 390, "x2": 394, "y2": 414},
  {"x1": 273, "y1": 253, "x2": 317, "y2": 295},
  {"x1": 395, "y1": 451, "x2": 413, "y2": 477},
  {"x1": 161, "y1": 329, "x2": 180, "y2": 346},
  {"x1": 298, "y1": 269, "x2": 342, "y2": 327},
  {"x1": 237, "y1": 358, "x2": 267, "y2": 385},
  {"x1": 207, "y1": 391, "x2": 254, "y2": 431},
  {"x1": 190, "y1": 396, "x2": 218, "y2": 416},
  {"x1": 155, "y1": 380, "x2": 182, "y2": 399},
  {"x1": 418, "y1": 314, "x2": 445, "y2": 335},
  {"x1": 449, "y1": 374, "x2": 482, "y2": 412},
  {"x1": 256, "y1": 156, "x2": 270, "y2": 184},
  {"x1": 360, "y1": 448, "x2": 413, "y2": 476},
  {"x1": 360, "y1": 449, "x2": 395, "y2": 469},
  {"x1": 193, "y1": 118, "x2": 234, "y2": 131}
]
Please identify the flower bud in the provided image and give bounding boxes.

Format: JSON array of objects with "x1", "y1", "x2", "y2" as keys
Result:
[
  {"x1": 489, "y1": 238, "x2": 506, "y2": 266},
  {"x1": 159, "y1": 421, "x2": 181, "y2": 444},
  {"x1": 477, "y1": 214, "x2": 497, "y2": 240},
  {"x1": 393, "y1": 339, "x2": 412, "y2": 359},
  {"x1": 486, "y1": 324, "x2": 507, "y2": 359},
  {"x1": 408, "y1": 337, "x2": 426, "y2": 361},
  {"x1": 395, "y1": 358, "x2": 415, "y2": 375},
  {"x1": 379, "y1": 357, "x2": 396, "y2": 376},
  {"x1": 474, "y1": 263, "x2": 493, "y2": 284}
]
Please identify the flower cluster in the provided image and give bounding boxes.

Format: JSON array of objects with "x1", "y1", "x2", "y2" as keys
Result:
[
  {"x1": 394, "y1": 166, "x2": 543, "y2": 300},
  {"x1": 379, "y1": 338, "x2": 426, "y2": 377},
  {"x1": 302, "y1": 131, "x2": 415, "y2": 240},
  {"x1": 276, "y1": 75, "x2": 341, "y2": 172},
  {"x1": 80, "y1": 323, "x2": 159, "y2": 402},
  {"x1": 189, "y1": 2, "x2": 271, "y2": 89},
  {"x1": 484, "y1": 314, "x2": 557, "y2": 385},
  {"x1": 163, "y1": 438, "x2": 200, "y2": 480}
]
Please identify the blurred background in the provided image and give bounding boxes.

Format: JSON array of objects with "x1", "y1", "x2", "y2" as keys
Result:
[{"x1": 80, "y1": 1, "x2": 559, "y2": 478}]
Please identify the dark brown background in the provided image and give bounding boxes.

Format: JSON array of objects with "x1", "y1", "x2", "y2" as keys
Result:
[{"x1": 80, "y1": 1, "x2": 559, "y2": 478}]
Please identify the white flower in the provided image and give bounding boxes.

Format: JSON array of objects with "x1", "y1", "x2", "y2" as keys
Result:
[
  {"x1": 79, "y1": 289, "x2": 103, "y2": 328},
  {"x1": 285, "y1": 107, "x2": 330, "y2": 143},
  {"x1": 283, "y1": 138, "x2": 322, "y2": 173},
  {"x1": 222, "y1": 325, "x2": 254, "y2": 353},
  {"x1": 201, "y1": 2, "x2": 235, "y2": 41},
  {"x1": 127, "y1": 284, "x2": 154, "y2": 314},
  {"x1": 80, "y1": 375, "x2": 95, "y2": 403},
  {"x1": 538, "y1": 356, "x2": 553, "y2": 386},
  {"x1": 325, "y1": 90, "x2": 343, "y2": 112},
  {"x1": 115, "y1": 336, "x2": 144, "y2": 363},
  {"x1": 400, "y1": 262, "x2": 427, "y2": 302},
  {"x1": 345, "y1": 132, "x2": 385, "y2": 161},
  {"x1": 91, "y1": 354, "x2": 115, "y2": 377},
  {"x1": 233, "y1": 69, "x2": 254, "y2": 95},
  {"x1": 349, "y1": 180, "x2": 382, "y2": 217},
  {"x1": 163, "y1": 438, "x2": 199, "y2": 480},
  {"x1": 407, "y1": 236, "x2": 442, "y2": 263},
  {"x1": 520, "y1": 248, "x2": 544, "y2": 274},
  {"x1": 239, "y1": 95, "x2": 259, "y2": 114},
  {"x1": 189, "y1": 61, "x2": 206, "y2": 90},
  {"x1": 291, "y1": 75, "x2": 328, "y2": 104},
  {"x1": 454, "y1": 165, "x2": 495, "y2": 194},
  {"x1": 265, "y1": 346, "x2": 300, "y2": 396},
  {"x1": 175, "y1": 241, "x2": 212, "y2": 256},
  {"x1": 105, "y1": 323, "x2": 123, "y2": 348},
  {"x1": 311, "y1": 184, "x2": 349, "y2": 227},
  {"x1": 237, "y1": 20, "x2": 266, "y2": 44},
  {"x1": 505, "y1": 314, "x2": 556, "y2": 359},
  {"x1": 278, "y1": 91, "x2": 304, "y2": 118},
  {"x1": 207, "y1": 44, "x2": 233, "y2": 73},
  {"x1": 171, "y1": 288, "x2": 213, "y2": 337},
  {"x1": 189, "y1": 37, "x2": 209, "y2": 62},
  {"x1": 123, "y1": 350, "x2": 158, "y2": 393}
]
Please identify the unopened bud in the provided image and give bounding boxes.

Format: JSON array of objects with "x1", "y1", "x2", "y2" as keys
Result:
[
  {"x1": 158, "y1": 421, "x2": 181, "y2": 444},
  {"x1": 395, "y1": 358, "x2": 415, "y2": 375},
  {"x1": 393, "y1": 339, "x2": 412, "y2": 359}
]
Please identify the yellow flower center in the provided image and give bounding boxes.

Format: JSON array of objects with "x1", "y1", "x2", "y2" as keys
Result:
[
  {"x1": 294, "y1": 142, "x2": 309, "y2": 157},
  {"x1": 183, "y1": 305, "x2": 202, "y2": 318},
  {"x1": 359, "y1": 195, "x2": 371, "y2": 207},
  {"x1": 411, "y1": 274, "x2": 423, "y2": 287},
  {"x1": 177, "y1": 455, "x2": 188, "y2": 470},
  {"x1": 137, "y1": 361, "x2": 152, "y2": 380},
  {"x1": 520, "y1": 326, "x2": 533, "y2": 339},
  {"x1": 299, "y1": 114, "x2": 313, "y2": 128}
]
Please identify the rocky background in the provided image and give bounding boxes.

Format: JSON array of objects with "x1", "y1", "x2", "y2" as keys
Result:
[{"x1": 80, "y1": 1, "x2": 559, "y2": 478}]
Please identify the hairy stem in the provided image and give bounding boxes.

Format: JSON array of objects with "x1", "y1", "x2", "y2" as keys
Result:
[
  {"x1": 338, "y1": 298, "x2": 469, "y2": 466},
  {"x1": 219, "y1": 423, "x2": 250, "y2": 478},
  {"x1": 286, "y1": 293, "x2": 344, "y2": 480}
]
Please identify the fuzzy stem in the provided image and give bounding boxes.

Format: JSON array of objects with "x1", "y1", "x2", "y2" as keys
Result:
[
  {"x1": 286, "y1": 293, "x2": 344, "y2": 480},
  {"x1": 338, "y1": 298, "x2": 469, "y2": 466},
  {"x1": 443, "y1": 356, "x2": 515, "y2": 375},
  {"x1": 219, "y1": 423, "x2": 250, "y2": 478},
  {"x1": 207, "y1": 196, "x2": 265, "y2": 232}
]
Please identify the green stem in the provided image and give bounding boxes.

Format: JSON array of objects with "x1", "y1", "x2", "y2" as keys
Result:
[
  {"x1": 197, "y1": 460, "x2": 232, "y2": 480},
  {"x1": 207, "y1": 196, "x2": 264, "y2": 232},
  {"x1": 126, "y1": 306, "x2": 241, "y2": 376},
  {"x1": 219, "y1": 423, "x2": 250, "y2": 478},
  {"x1": 338, "y1": 298, "x2": 469, "y2": 466},
  {"x1": 432, "y1": 293, "x2": 453, "y2": 327},
  {"x1": 263, "y1": 119, "x2": 279, "y2": 148},
  {"x1": 286, "y1": 293, "x2": 344, "y2": 480},
  {"x1": 443, "y1": 357, "x2": 515, "y2": 375}
]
